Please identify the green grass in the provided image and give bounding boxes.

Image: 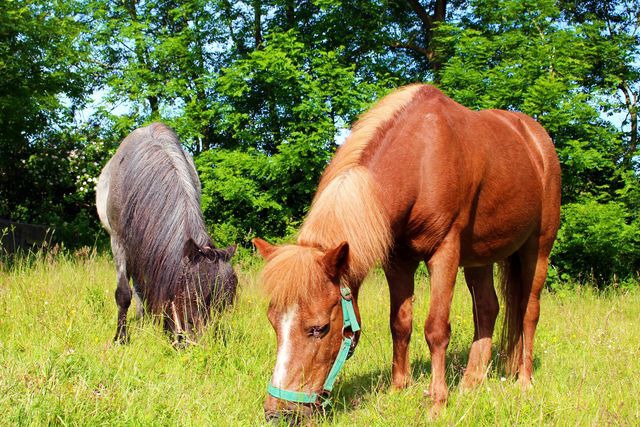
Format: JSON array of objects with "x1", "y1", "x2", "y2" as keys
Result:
[{"x1": 1, "y1": 251, "x2": 639, "y2": 425}]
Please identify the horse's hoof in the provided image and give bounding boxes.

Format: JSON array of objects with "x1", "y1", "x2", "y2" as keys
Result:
[
  {"x1": 429, "y1": 400, "x2": 446, "y2": 419},
  {"x1": 460, "y1": 374, "x2": 483, "y2": 392},
  {"x1": 113, "y1": 336, "x2": 129, "y2": 345},
  {"x1": 390, "y1": 379, "x2": 411, "y2": 391},
  {"x1": 518, "y1": 376, "x2": 534, "y2": 391}
]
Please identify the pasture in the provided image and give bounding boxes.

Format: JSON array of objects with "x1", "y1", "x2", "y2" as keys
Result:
[{"x1": 0, "y1": 250, "x2": 638, "y2": 425}]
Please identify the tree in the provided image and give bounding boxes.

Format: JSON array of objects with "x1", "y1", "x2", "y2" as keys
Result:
[
  {"x1": 198, "y1": 30, "x2": 391, "y2": 244},
  {"x1": 0, "y1": 0, "x2": 93, "y2": 227}
]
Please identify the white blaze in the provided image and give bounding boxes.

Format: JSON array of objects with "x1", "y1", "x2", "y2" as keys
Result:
[{"x1": 272, "y1": 306, "x2": 297, "y2": 388}]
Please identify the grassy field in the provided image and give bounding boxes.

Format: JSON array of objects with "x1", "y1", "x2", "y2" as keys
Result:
[{"x1": 1, "y1": 250, "x2": 639, "y2": 426}]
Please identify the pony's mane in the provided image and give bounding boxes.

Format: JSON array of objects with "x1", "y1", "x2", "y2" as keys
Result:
[
  {"x1": 316, "y1": 84, "x2": 425, "y2": 194},
  {"x1": 263, "y1": 85, "x2": 427, "y2": 305},
  {"x1": 119, "y1": 123, "x2": 212, "y2": 312},
  {"x1": 297, "y1": 167, "x2": 390, "y2": 281}
]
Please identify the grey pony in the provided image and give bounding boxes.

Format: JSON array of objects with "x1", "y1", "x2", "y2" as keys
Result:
[{"x1": 96, "y1": 123, "x2": 237, "y2": 343}]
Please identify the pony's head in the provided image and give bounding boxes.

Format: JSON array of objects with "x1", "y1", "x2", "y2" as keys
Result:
[
  {"x1": 166, "y1": 239, "x2": 237, "y2": 338},
  {"x1": 253, "y1": 238, "x2": 361, "y2": 422}
]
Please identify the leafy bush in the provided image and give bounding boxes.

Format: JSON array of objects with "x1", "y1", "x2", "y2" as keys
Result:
[{"x1": 551, "y1": 200, "x2": 640, "y2": 286}]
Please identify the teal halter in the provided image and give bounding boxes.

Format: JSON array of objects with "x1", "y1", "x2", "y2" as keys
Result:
[{"x1": 267, "y1": 285, "x2": 361, "y2": 406}]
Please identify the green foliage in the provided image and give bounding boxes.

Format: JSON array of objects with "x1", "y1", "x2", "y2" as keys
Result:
[
  {"x1": 196, "y1": 30, "x2": 391, "y2": 244},
  {"x1": 551, "y1": 201, "x2": 640, "y2": 285},
  {"x1": 0, "y1": 0, "x2": 94, "y2": 226}
]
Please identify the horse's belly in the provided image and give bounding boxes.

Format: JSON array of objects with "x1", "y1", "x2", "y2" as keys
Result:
[{"x1": 459, "y1": 189, "x2": 542, "y2": 266}]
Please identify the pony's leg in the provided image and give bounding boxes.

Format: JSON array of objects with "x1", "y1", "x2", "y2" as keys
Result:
[
  {"x1": 461, "y1": 265, "x2": 499, "y2": 390},
  {"x1": 112, "y1": 237, "x2": 132, "y2": 343},
  {"x1": 424, "y1": 239, "x2": 460, "y2": 415},
  {"x1": 383, "y1": 256, "x2": 419, "y2": 389},
  {"x1": 132, "y1": 280, "x2": 144, "y2": 319},
  {"x1": 517, "y1": 239, "x2": 552, "y2": 389}
]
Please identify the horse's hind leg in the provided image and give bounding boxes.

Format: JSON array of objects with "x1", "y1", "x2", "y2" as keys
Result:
[
  {"x1": 516, "y1": 237, "x2": 553, "y2": 388},
  {"x1": 383, "y1": 254, "x2": 418, "y2": 389},
  {"x1": 461, "y1": 265, "x2": 499, "y2": 390},
  {"x1": 111, "y1": 237, "x2": 132, "y2": 343},
  {"x1": 132, "y1": 280, "x2": 144, "y2": 319}
]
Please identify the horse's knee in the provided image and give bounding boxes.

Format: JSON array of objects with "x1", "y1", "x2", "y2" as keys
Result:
[
  {"x1": 115, "y1": 285, "x2": 131, "y2": 309},
  {"x1": 482, "y1": 297, "x2": 500, "y2": 323},
  {"x1": 391, "y1": 303, "x2": 413, "y2": 340},
  {"x1": 425, "y1": 319, "x2": 451, "y2": 351}
]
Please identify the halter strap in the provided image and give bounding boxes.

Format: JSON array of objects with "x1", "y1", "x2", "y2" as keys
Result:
[{"x1": 267, "y1": 285, "x2": 361, "y2": 406}]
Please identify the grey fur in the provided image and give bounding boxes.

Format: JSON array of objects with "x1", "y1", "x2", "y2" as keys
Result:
[{"x1": 96, "y1": 123, "x2": 237, "y2": 341}]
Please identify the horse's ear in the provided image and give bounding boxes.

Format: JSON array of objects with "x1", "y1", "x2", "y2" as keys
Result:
[
  {"x1": 184, "y1": 238, "x2": 203, "y2": 262},
  {"x1": 221, "y1": 244, "x2": 237, "y2": 262},
  {"x1": 197, "y1": 243, "x2": 236, "y2": 262},
  {"x1": 322, "y1": 241, "x2": 349, "y2": 282},
  {"x1": 252, "y1": 238, "x2": 277, "y2": 260}
]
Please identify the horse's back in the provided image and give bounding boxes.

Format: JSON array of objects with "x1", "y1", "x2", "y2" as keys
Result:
[
  {"x1": 366, "y1": 86, "x2": 560, "y2": 263},
  {"x1": 98, "y1": 123, "x2": 200, "y2": 237}
]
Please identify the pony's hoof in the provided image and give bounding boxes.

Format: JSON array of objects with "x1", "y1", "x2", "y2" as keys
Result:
[
  {"x1": 429, "y1": 400, "x2": 446, "y2": 419},
  {"x1": 460, "y1": 374, "x2": 484, "y2": 392},
  {"x1": 390, "y1": 378, "x2": 411, "y2": 391},
  {"x1": 113, "y1": 335, "x2": 129, "y2": 345},
  {"x1": 518, "y1": 376, "x2": 534, "y2": 391}
]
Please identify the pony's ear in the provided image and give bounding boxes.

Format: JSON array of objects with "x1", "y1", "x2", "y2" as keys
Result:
[
  {"x1": 252, "y1": 238, "x2": 277, "y2": 260},
  {"x1": 322, "y1": 241, "x2": 349, "y2": 282},
  {"x1": 184, "y1": 238, "x2": 203, "y2": 262},
  {"x1": 197, "y1": 243, "x2": 236, "y2": 262},
  {"x1": 221, "y1": 244, "x2": 237, "y2": 262}
]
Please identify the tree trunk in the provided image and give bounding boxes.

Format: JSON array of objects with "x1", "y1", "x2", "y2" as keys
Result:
[
  {"x1": 285, "y1": 0, "x2": 295, "y2": 30},
  {"x1": 254, "y1": 0, "x2": 263, "y2": 49},
  {"x1": 619, "y1": 82, "x2": 638, "y2": 168},
  {"x1": 124, "y1": 0, "x2": 159, "y2": 117},
  {"x1": 403, "y1": 0, "x2": 448, "y2": 76}
]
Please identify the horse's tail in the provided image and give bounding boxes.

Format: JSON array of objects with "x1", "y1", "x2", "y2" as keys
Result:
[{"x1": 498, "y1": 253, "x2": 526, "y2": 375}]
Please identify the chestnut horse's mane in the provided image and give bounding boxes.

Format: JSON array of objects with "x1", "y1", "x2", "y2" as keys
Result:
[{"x1": 263, "y1": 85, "x2": 426, "y2": 308}]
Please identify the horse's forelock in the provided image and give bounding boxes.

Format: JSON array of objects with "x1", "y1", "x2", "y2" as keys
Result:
[{"x1": 261, "y1": 245, "x2": 327, "y2": 309}]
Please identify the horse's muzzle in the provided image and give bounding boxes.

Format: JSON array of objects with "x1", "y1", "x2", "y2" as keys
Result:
[{"x1": 264, "y1": 398, "x2": 314, "y2": 425}]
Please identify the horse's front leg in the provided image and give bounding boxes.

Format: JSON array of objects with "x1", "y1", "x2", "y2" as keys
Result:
[
  {"x1": 425, "y1": 238, "x2": 459, "y2": 416},
  {"x1": 384, "y1": 256, "x2": 419, "y2": 389},
  {"x1": 111, "y1": 237, "x2": 131, "y2": 344}
]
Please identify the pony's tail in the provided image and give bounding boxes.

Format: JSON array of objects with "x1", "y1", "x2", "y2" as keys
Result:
[{"x1": 498, "y1": 254, "x2": 526, "y2": 375}]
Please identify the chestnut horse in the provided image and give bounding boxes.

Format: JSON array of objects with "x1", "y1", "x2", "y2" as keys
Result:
[{"x1": 254, "y1": 84, "x2": 560, "y2": 420}]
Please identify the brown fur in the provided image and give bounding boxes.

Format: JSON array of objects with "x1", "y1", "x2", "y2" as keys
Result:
[{"x1": 258, "y1": 84, "x2": 561, "y2": 418}]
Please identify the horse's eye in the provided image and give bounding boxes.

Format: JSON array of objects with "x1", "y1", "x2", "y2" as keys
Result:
[{"x1": 308, "y1": 323, "x2": 330, "y2": 338}]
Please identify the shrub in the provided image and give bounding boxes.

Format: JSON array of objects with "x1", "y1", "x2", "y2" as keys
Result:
[{"x1": 551, "y1": 200, "x2": 640, "y2": 286}]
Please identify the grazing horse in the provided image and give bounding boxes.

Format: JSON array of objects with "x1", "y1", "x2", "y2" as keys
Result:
[
  {"x1": 96, "y1": 123, "x2": 237, "y2": 343},
  {"x1": 254, "y1": 84, "x2": 560, "y2": 420}
]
